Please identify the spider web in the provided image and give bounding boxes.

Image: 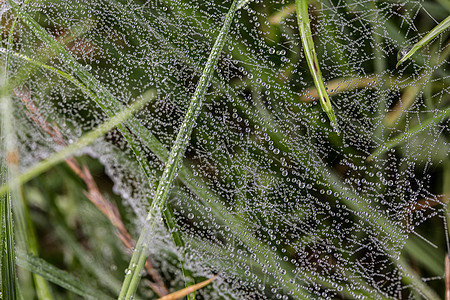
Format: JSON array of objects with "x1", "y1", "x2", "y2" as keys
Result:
[{"x1": 2, "y1": 0, "x2": 449, "y2": 298}]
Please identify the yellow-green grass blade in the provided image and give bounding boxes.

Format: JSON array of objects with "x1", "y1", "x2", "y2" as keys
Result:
[
  {"x1": 295, "y1": 0, "x2": 339, "y2": 134},
  {"x1": 0, "y1": 90, "x2": 155, "y2": 197},
  {"x1": 396, "y1": 15, "x2": 450, "y2": 68}
]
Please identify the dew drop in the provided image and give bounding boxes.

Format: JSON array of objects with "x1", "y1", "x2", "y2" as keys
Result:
[{"x1": 397, "y1": 45, "x2": 413, "y2": 61}]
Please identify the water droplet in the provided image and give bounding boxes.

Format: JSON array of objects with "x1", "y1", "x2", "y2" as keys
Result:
[{"x1": 397, "y1": 45, "x2": 413, "y2": 61}]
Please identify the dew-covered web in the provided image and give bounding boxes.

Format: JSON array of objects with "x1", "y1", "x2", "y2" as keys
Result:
[{"x1": 3, "y1": 0, "x2": 450, "y2": 298}]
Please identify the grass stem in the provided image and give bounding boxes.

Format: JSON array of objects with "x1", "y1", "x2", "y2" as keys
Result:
[
  {"x1": 118, "y1": 0, "x2": 240, "y2": 298},
  {"x1": 295, "y1": 0, "x2": 339, "y2": 134}
]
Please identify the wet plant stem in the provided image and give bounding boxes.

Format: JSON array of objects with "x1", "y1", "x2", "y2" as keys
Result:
[
  {"x1": 117, "y1": 1, "x2": 240, "y2": 298},
  {"x1": 295, "y1": 0, "x2": 339, "y2": 134}
]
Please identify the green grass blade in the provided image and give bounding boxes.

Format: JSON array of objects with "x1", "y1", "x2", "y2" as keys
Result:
[
  {"x1": 0, "y1": 192, "x2": 17, "y2": 300},
  {"x1": 118, "y1": 1, "x2": 240, "y2": 298},
  {"x1": 15, "y1": 251, "x2": 114, "y2": 300},
  {"x1": 0, "y1": 47, "x2": 97, "y2": 101},
  {"x1": 1, "y1": 59, "x2": 54, "y2": 299},
  {"x1": 0, "y1": 90, "x2": 155, "y2": 197},
  {"x1": 163, "y1": 205, "x2": 196, "y2": 299},
  {"x1": 50, "y1": 204, "x2": 123, "y2": 296},
  {"x1": 368, "y1": 107, "x2": 450, "y2": 161},
  {"x1": 295, "y1": 0, "x2": 339, "y2": 134},
  {"x1": 0, "y1": 73, "x2": 19, "y2": 300},
  {"x1": 396, "y1": 15, "x2": 450, "y2": 68}
]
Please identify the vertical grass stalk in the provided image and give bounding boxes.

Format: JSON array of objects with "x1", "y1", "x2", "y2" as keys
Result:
[
  {"x1": 118, "y1": 0, "x2": 240, "y2": 298},
  {"x1": 0, "y1": 73, "x2": 19, "y2": 300},
  {"x1": 295, "y1": 0, "x2": 339, "y2": 134}
]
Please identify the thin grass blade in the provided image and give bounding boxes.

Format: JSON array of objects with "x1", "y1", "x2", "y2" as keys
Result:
[
  {"x1": 396, "y1": 15, "x2": 450, "y2": 68},
  {"x1": 118, "y1": 1, "x2": 240, "y2": 298},
  {"x1": 0, "y1": 90, "x2": 155, "y2": 197},
  {"x1": 295, "y1": 0, "x2": 339, "y2": 134},
  {"x1": 0, "y1": 72, "x2": 19, "y2": 300},
  {"x1": 16, "y1": 251, "x2": 114, "y2": 300}
]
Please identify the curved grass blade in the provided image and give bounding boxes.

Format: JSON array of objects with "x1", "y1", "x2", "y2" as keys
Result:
[
  {"x1": 0, "y1": 90, "x2": 155, "y2": 197},
  {"x1": 396, "y1": 15, "x2": 450, "y2": 68},
  {"x1": 368, "y1": 107, "x2": 450, "y2": 161},
  {"x1": 118, "y1": 1, "x2": 240, "y2": 298},
  {"x1": 0, "y1": 47, "x2": 96, "y2": 100},
  {"x1": 16, "y1": 251, "x2": 114, "y2": 300},
  {"x1": 295, "y1": 0, "x2": 339, "y2": 134}
]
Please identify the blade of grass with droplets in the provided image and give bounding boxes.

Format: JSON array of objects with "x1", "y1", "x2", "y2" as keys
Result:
[
  {"x1": 118, "y1": 1, "x2": 240, "y2": 298},
  {"x1": 0, "y1": 47, "x2": 98, "y2": 100},
  {"x1": 0, "y1": 90, "x2": 155, "y2": 197},
  {"x1": 295, "y1": 0, "x2": 339, "y2": 134},
  {"x1": 163, "y1": 204, "x2": 196, "y2": 299},
  {"x1": 15, "y1": 251, "x2": 114, "y2": 300},
  {"x1": 368, "y1": 107, "x2": 450, "y2": 161},
  {"x1": 1, "y1": 62, "x2": 54, "y2": 299},
  {"x1": 0, "y1": 74, "x2": 19, "y2": 300},
  {"x1": 396, "y1": 15, "x2": 450, "y2": 68}
]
